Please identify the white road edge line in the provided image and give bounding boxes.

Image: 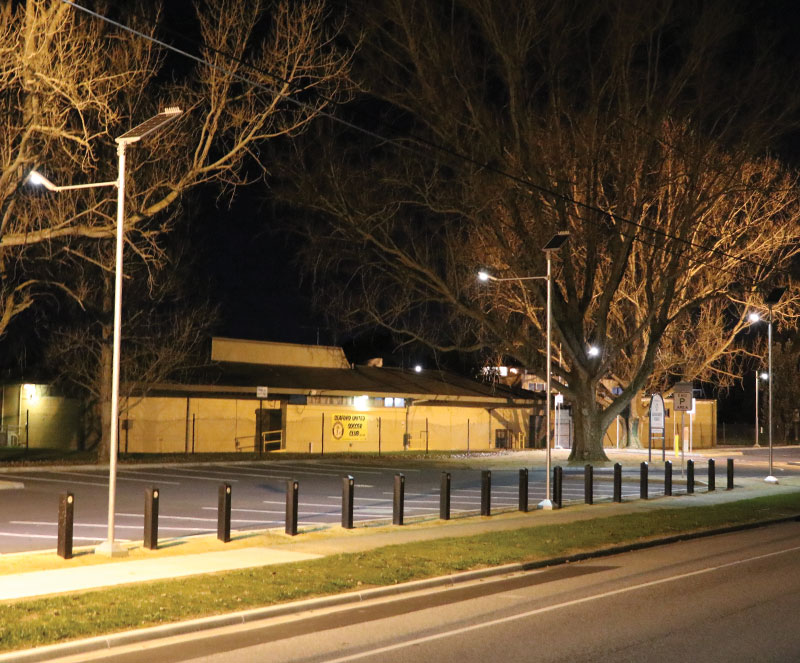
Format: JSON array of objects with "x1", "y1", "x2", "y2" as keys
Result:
[{"x1": 321, "y1": 542, "x2": 800, "y2": 663}]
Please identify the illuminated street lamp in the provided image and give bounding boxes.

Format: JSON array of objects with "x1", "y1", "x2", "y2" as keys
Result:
[
  {"x1": 478, "y1": 231, "x2": 570, "y2": 509},
  {"x1": 748, "y1": 286, "x2": 786, "y2": 484},
  {"x1": 587, "y1": 346, "x2": 600, "y2": 357},
  {"x1": 27, "y1": 108, "x2": 182, "y2": 556}
]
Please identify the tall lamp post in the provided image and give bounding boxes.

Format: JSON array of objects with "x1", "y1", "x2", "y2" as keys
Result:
[
  {"x1": 754, "y1": 370, "x2": 768, "y2": 448},
  {"x1": 27, "y1": 107, "x2": 182, "y2": 556},
  {"x1": 478, "y1": 231, "x2": 570, "y2": 510},
  {"x1": 748, "y1": 286, "x2": 786, "y2": 484}
]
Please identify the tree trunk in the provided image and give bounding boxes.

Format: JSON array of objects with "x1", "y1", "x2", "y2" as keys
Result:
[
  {"x1": 568, "y1": 381, "x2": 610, "y2": 462},
  {"x1": 96, "y1": 279, "x2": 114, "y2": 462}
]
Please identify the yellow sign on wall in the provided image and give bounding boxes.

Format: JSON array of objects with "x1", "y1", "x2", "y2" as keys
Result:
[{"x1": 331, "y1": 413, "x2": 368, "y2": 442}]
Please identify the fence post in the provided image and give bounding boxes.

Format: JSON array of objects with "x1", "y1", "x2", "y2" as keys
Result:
[
  {"x1": 286, "y1": 479, "x2": 299, "y2": 536},
  {"x1": 393, "y1": 473, "x2": 405, "y2": 525},
  {"x1": 440, "y1": 471, "x2": 451, "y2": 520},
  {"x1": 640, "y1": 462, "x2": 648, "y2": 500},
  {"x1": 57, "y1": 493, "x2": 74, "y2": 560},
  {"x1": 727, "y1": 458, "x2": 734, "y2": 490},
  {"x1": 708, "y1": 458, "x2": 716, "y2": 492},
  {"x1": 613, "y1": 463, "x2": 622, "y2": 503},
  {"x1": 665, "y1": 461, "x2": 672, "y2": 496},
  {"x1": 519, "y1": 468, "x2": 528, "y2": 512},
  {"x1": 481, "y1": 470, "x2": 491, "y2": 516},
  {"x1": 342, "y1": 475, "x2": 354, "y2": 529},
  {"x1": 553, "y1": 466, "x2": 563, "y2": 509},
  {"x1": 584, "y1": 464, "x2": 594, "y2": 504},
  {"x1": 218, "y1": 483, "x2": 231, "y2": 542},
  {"x1": 687, "y1": 459, "x2": 695, "y2": 494},
  {"x1": 144, "y1": 487, "x2": 159, "y2": 550}
]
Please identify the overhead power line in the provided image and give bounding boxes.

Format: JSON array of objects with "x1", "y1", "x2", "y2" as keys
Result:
[{"x1": 60, "y1": 0, "x2": 792, "y2": 287}]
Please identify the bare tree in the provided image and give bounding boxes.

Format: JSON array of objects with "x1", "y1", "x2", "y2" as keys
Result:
[
  {"x1": 1, "y1": 0, "x2": 352, "y2": 458},
  {"x1": 284, "y1": 0, "x2": 800, "y2": 460}
]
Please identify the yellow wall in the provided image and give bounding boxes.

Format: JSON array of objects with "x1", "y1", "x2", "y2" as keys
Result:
[
  {"x1": 124, "y1": 396, "x2": 534, "y2": 454},
  {"x1": 603, "y1": 397, "x2": 717, "y2": 449},
  {"x1": 0, "y1": 384, "x2": 81, "y2": 450}
]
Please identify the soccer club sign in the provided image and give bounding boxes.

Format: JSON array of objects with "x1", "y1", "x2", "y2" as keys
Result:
[{"x1": 331, "y1": 413, "x2": 368, "y2": 442}]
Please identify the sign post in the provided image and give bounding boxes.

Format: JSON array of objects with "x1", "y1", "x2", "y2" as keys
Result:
[
  {"x1": 649, "y1": 393, "x2": 665, "y2": 463},
  {"x1": 673, "y1": 383, "x2": 693, "y2": 476}
]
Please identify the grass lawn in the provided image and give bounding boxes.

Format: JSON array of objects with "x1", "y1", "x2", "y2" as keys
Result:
[{"x1": 2, "y1": 491, "x2": 800, "y2": 653}]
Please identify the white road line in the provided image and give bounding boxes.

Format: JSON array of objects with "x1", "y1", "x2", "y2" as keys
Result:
[
  {"x1": 45, "y1": 471, "x2": 182, "y2": 486},
  {"x1": 283, "y1": 463, "x2": 387, "y2": 475},
  {"x1": 114, "y1": 513, "x2": 261, "y2": 524},
  {"x1": 9, "y1": 521, "x2": 214, "y2": 533},
  {"x1": 218, "y1": 464, "x2": 353, "y2": 478},
  {"x1": 0, "y1": 532, "x2": 103, "y2": 541},
  {"x1": 14, "y1": 475, "x2": 108, "y2": 487},
  {"x1": 321, "y1": 542, "x2": 800, "y2": 663},
  {"x1": 119, "y1": 470, "x2": 239, "y2": 482}
]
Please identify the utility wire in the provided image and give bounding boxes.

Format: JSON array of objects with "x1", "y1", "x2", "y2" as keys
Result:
[{"x1": 61, "y1": 0, "x2": 792, "y2": 286}]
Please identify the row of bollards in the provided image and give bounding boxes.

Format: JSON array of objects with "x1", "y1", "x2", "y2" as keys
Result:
[{"x1": 55, "y1": 458, "x2": 736, "y2": 559}]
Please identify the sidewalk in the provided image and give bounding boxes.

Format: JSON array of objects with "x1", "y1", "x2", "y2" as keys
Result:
[{"x1": 2, "y1": 473, "x2": 798, "y2": 602}]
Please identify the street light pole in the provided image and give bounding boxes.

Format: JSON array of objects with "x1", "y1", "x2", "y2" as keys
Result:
[
  {"x1": 755, "y1": 371, "x2": 760, "y2": 448},
  {"x1": 477, "y1": 232, "x2": 569, "y2": 509},
  {"x1": 766, "y1": 305, "x2": 777, "y2": 483},
  {"x1": 26, "y1": 108, "x2": 182, "y2": 556}
]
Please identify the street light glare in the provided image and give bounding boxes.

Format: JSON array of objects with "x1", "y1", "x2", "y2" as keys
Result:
[
  {"x1": 588, "y1": 346, "x2": 600, "y2": 357},
  {"x1": 414, "y1": 364, "x2": 422, "y2": 373},
  {"x1": 760, "y1": 372, "x2": 769, "y2": 380},
  {"x1": 477, "y1": 270, "x2": 490, "y2": 282},
  {"x1": 748, "y1": 312, "x2": 761, "y2": 323}
]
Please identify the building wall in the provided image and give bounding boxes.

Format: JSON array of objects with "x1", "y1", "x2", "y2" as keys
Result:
[
  {"x1": 0, "y1": 384, "x2": 81, "y2": 450},
  {"x1": 124, "y1": 395, "x2": 533, "y2": 454},
  {"x1": 210, "y1": 337, "x2": 349, "y2": 368}
]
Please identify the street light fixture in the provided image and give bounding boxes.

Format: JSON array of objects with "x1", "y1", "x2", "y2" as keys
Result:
[
  {"x1": 587, "y1": 346, "x2": 600, "y2": 357},
  {"x1": 748, "y1": 286, "x2": 786, "y2": 484},
  {"x1": 477, "y1": 231, "x2": 570, "y2": 510},
  {"x1": 27, "y1": 107, "x2": 182, "y2": 556}
]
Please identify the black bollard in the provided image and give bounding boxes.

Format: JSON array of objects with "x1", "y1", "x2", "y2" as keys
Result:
[
  {"x1": 553, "y1": 466, "x2": 563, "y2": 509},
  {"x1": 218, "y1": 483, "x2": 232, "y2": 543},
  {"x1": 144, "y1": 487, "x2": 159, "y2": 550},
  {"x1": 613, "y1": 463, "x2": 622, "y2": 503},
  {"x1": 640, "y1": 462, "x2": 648, "y2": 500},
  {"x1": 584, "y1": 464, "x2": 594, "y2": 505},
  {"x1": 687, "y1": 459, "x2": 695, "y2": 494},
  {"x1": 342, "y1": 475, "x2": 354, "y2": 529},
  {"x1": 727, "y1": 458, "x2": 734, "y2": 491},
  {"x1": 440, "y1": 472, "x2": 451, "y2": 520},
  {"x1": 665, "y1": 461, "x2": 672, "y2": 496},
  {"x1": 393, "y1": 473, "x2": 405, "y2": 525},
  {"x1": 286, "y1": 479, "x2": 299, "y2": 536},
  {"x1": 57, "y1": 492, "x2": 74, "y2": 560},
  {"x1": 519, "y1": 468, "x2": 529, "y2": 512},
  {"x1": 708, "y1": 458, "x2": 716, "y2": 492},
  {"x1": 481, "y1": 470, "x2": 491, "y2": 516}
]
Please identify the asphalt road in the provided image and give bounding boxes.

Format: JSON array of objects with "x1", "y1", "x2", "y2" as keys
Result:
[
  {"x1": 1, "y1": 459, "x2": 681, "y2": 553},
  {"x1": 51, "y1": 519, "x2": 800, "y2": 663}
]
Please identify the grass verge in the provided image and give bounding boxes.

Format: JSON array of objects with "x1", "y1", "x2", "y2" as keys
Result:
[{"x1": 2, "y1": 491, "x2": 800, "y2": 653}]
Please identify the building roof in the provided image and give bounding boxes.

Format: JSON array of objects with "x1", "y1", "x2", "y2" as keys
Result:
[{"x1": 138, "y1": 362, "x2": 541, "y2": 406}]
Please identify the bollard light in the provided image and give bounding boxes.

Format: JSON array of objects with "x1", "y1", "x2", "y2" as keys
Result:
[
  {"x1": 144, "y1": 487, "x2": 159, "y2": 550},
  {"x1": 286, "y1": 480, "x2": 299, "y2": 536},
  {"x1": 58, "y1": 493, "x2": 74, "y2": 560},
  {"x1": 519, "y1": 468, "x2": 529, "y2": 512},
  {"x1": 613, "y1": 463, "x2": 622, "y2": 503},
  {"x1": 687, "y1": 459, "x2": 695, "y2": 494},
  {"x1": 727, "y1": 458, "x2": 735, "y2": 490},
  {"x1": 218, "y1": 483, "x2": 232, "y2": 543},
  {"x1": 584, "y1": 464, "x2": 594, "y2": 505},
  {"x1": 481, "y1": 470, "x2": 491, "y2": 516},
  {"x1": 640, "y1": 462, "x2": 649, "y2": 500},
  {"x1": 440, "y1": 472, "x2": 451, "y2": 520},
  {"x1": 665, "y1": 461, "x2": 673, "y2": 496},
  {"x1": 393, "y1": 474, "x2": 405, "y2": 526},
  {"x1": 553, "y1": 466, "x2": 563, "y2": 509},
  {"x1": 708, "y1": 459, "x2": 716, "y2": 492},
  {"x1": 342, "y1": 475, "x2": 355, "y2": 529}
]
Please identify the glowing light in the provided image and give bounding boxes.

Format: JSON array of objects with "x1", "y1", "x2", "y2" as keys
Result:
[
  {"x1": 23, "y1": 383, "x2": 38, "y2": 403},
  {"x1": 588, "y1": 346, "x2": 600, "y2": 357},
  {"x1": 353, "y1": 395, "x2": 370, "y2": 411},
  {"x1": 414, "y1": 365, "x2": 422, "y2": 373},
  {"x1": 749, "y1": 312, "x2": 761, "y2": 323},
  {"x1": 477, "y1": 271, "x2": 490, "y2": 282}
]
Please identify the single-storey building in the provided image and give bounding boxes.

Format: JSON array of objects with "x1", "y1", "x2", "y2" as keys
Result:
[{"x1": 121, "y1": 338, "x2": 544, "y2": 454}]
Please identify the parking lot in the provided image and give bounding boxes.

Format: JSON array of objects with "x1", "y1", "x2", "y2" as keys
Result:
[{"x1": 0, "y1": 459, "x2": 680, "y2": 553}]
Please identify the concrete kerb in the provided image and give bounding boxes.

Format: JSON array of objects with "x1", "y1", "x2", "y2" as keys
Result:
[{"x1": 4, "y1": 509, "x2": 800, "y2": 663}]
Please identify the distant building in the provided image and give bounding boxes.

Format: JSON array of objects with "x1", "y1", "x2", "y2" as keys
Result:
[{"x1": 121, "y1": 338, "x2": 543, "y2": 454}]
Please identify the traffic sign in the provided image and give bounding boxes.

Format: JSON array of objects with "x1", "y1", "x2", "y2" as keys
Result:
[{"x1": 673, "y1": 382, "x2": 693, "y2": 412}]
